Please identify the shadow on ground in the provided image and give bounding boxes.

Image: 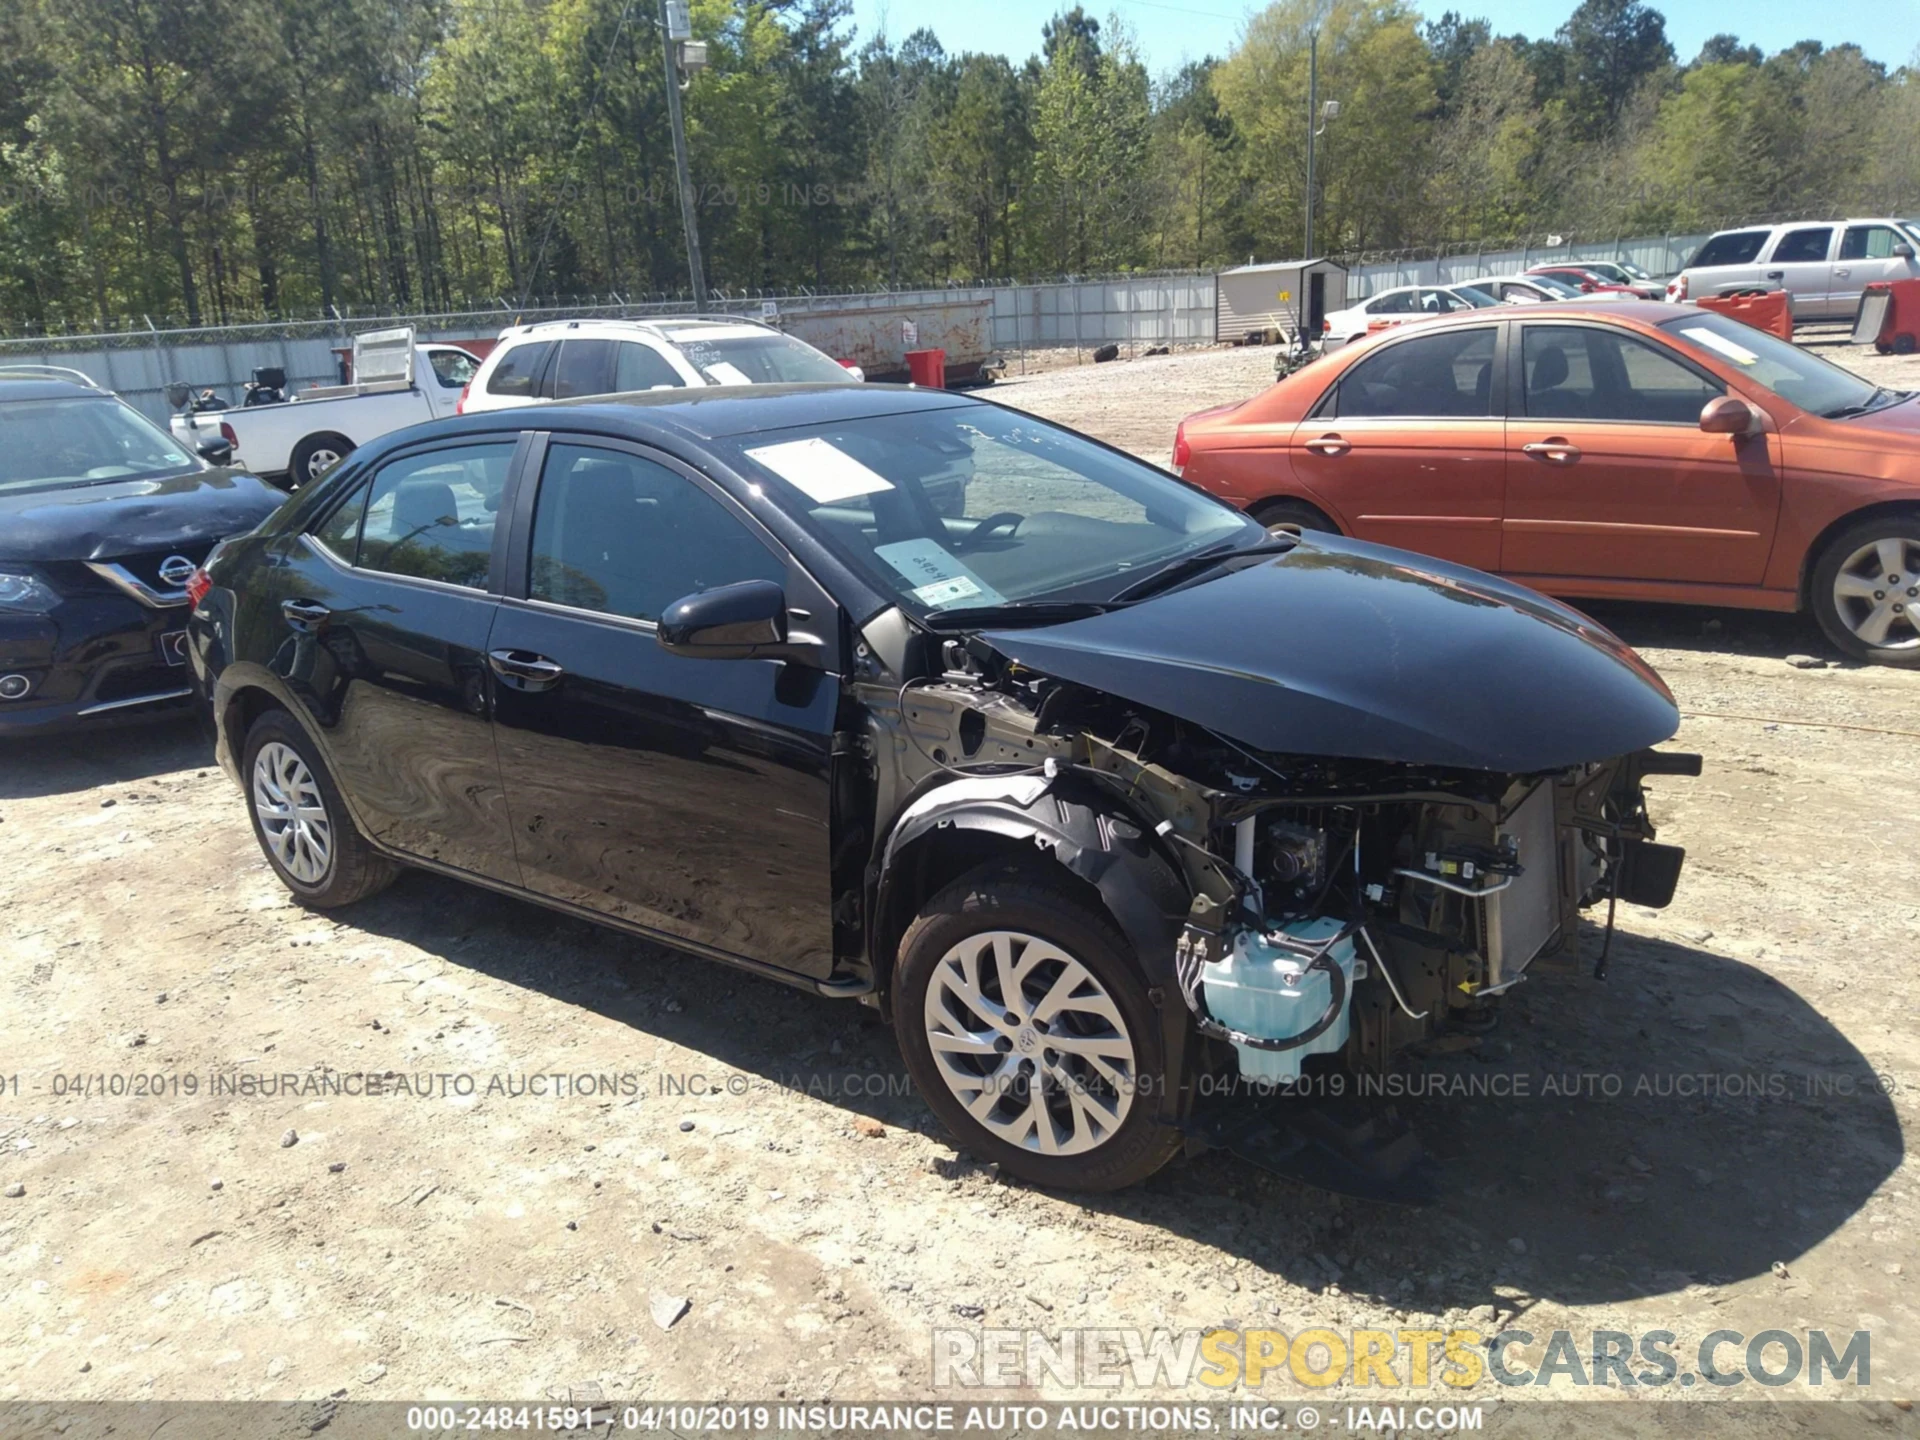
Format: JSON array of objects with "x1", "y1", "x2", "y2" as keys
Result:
[
  {"x1": 1578, "y1": 598, "x2": 1838, "y2": 664},
  {"x1": 337, "y1": 870, "x2": 1902, "y2": 1317},
  {"x1": 0, "y1": 716, "x2": 213, "y2": 799}
]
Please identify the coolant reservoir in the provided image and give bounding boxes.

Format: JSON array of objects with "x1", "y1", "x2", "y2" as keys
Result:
[{"x1": 1201, "y1": 916, "x2": 1357, "y2": 1084}]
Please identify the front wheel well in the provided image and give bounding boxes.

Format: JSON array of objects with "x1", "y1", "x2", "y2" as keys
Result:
[{"x1": 1800, "y1": 501, "x2": 1920, "y2": 606}]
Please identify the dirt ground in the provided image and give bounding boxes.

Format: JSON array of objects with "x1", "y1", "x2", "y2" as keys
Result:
[{"x1": 4, "y1": 341, "x2": 1920, "y2": 1418}]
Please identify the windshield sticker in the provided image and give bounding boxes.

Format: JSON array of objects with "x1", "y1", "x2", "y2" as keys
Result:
[
  {"x1": 704, "y1": 361, "x2": 753, "y2": 386},
  {"x1": 1679, "y1": 326, "x2": 1759, "y2": 366},
  {"x1": 745, "y1": 437, "x2": 895, "y2": 503},
  {"x1": 873, "y1": 539, "x2": 1006, "y2": 610}
]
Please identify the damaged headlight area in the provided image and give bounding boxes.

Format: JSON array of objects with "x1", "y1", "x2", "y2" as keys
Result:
[{"x1": 870, "y1": 634, "x2": 1698, "y2": 1107}]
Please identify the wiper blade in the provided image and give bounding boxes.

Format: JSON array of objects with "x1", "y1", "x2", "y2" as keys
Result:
[
  {"x1": 1108, "y1": 538, "x2": 1297, "y2": 605},
  {"x1": 1823, "y1": 387, "x2": 1896, "y2": 420},
  {"x1": 919, "y1": 600, "x2": 1115, "y2": 631}
]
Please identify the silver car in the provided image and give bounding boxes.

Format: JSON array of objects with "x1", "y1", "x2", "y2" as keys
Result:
[{"x1": 1665, "y1": 219, "x2": 1920, "y2": 319}]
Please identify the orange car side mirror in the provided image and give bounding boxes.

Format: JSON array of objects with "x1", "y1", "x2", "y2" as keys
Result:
[{"x1": 1699, "y1": 395, "x2": 1762, "y2": 437}]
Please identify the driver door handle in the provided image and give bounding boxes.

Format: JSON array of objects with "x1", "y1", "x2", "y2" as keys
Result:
[
  {"x1": 1303, "y1": 434, "x2": 1350, "y2": 456},
  {"x1": 1522, "y1": 439, "x2": 1582, "y2": 463},
  {"x1": 489, "y1": 649, "x2": 565, "y2": 691},
  {"x1": 281, "y1": 599, "x2": 331, "y2": 632}
]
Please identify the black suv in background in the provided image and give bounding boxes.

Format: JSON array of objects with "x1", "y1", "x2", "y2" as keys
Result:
[
  {"x1": 0, "y1": 370, "x2": 286, "y2": 734},
  {"x1": 190, "y1": 384, "x2": 1690, "y2": 1191}
]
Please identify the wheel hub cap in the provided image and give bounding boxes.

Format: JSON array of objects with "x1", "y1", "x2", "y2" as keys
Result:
[
  {"x1": 922, "y1": 929, "x2": 1137, "y2": 1157},
  {"x1": 1833, "y1": 538, "x2": 1920, "y2": 650},
  {"x1": 252, "y1": 741, "x2": 332, "y2": 884}
]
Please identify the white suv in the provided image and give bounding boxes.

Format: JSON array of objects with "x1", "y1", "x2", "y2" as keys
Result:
[
  {"x1": 1665, "y1": 219, "x2": 1920, "y2": 319},
  {"x1": 460, "y1": 317, "x2": 859, "y2": 413}
]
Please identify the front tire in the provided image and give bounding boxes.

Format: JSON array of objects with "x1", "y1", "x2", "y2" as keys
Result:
[
  {"x1": 894, "y1": 869, "x2": 1181, "y2": 1191},
  {"x1": 1809, "y1": 517, "x2": 1920, "y2": 667},
  {"x1": 242, "y1": 709, "x2": 398, "y2": 906}
]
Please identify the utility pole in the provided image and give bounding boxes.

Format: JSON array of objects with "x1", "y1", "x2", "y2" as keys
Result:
[
  {"x1": 661, "y1": 0, "x2": 707, "y2": 306},
  {"x1": 1304, "y1": 30, "x2": 1317, "y2": 261}
]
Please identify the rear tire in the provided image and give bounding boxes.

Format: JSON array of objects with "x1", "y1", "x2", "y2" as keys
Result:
[
  {"x1": 242, "y1": 709, "x2": 398, "y2": 907},
  {"x1": 1252, "y1": 498, "x2": 1336, "y2": 536},
  {"x1": 1809, "y1": 515, "x2": 1920, "y2": 667},
  {"x1": 290, "y1": 432, "x2": 354, "y2": 488},
  {"x1": 894, "y1": 868, "x2": 1181, "y2": 1191}
]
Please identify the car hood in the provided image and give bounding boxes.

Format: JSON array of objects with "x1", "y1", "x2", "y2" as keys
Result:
[
  {"x1": 0, "y1": 467, "x2": 285, "y2": 563},
  {"x1": 983, "y1": 532, "x2": 1680, "y2": 774}
]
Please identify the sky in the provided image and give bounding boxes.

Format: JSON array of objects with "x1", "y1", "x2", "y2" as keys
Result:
[{"x1": 846, "y1": 0, "x2": 1920, "y2": 75}]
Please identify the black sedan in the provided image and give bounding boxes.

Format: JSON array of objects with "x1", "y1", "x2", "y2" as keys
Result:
[
  {"x1": 190, "y1": 384, "x2": 1693, "y2": 1191},
  {"x1": 0, "y1": 373, "x2": 286, "y2": 734}
]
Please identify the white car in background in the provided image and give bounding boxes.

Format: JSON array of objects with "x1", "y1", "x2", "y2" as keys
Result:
[
  {"x1": 1318, "y1": 282, "x2": 1502, "y2": 348},
  {"x1": 459, "y1": 316, "x2": 860, "y2": 413}
]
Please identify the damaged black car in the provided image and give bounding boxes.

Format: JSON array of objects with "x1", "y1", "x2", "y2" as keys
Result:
[{"x1": 189, "y1": 385, "x2": 1695, "y2": 1192}]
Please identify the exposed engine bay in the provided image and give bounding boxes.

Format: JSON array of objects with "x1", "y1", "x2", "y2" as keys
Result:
[{"x1": 858, "y1": 626, "x2": 1697, "y2": 1106}]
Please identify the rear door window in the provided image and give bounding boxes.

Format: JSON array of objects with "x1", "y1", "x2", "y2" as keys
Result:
[
  {"x1": 1771, "y1": 228, "x2": 1833, "y2": 264},
  {"x1": 613, "y1": 342, "x2": 686, "y2": 392},
  {"x1": 551, "y1": 340, "x2": 617, "y2": 400},
  {"x1": 1333, "y1": 327, "x2": 1498, "y2": 418},
  {"x1": 485, "y1": 341, "x2": 555, "y2": 398},
  {"x1": 357, "y1": 443, "x2": 515, "y2": 589},
  {"x1": 1691, "y1": 230, "x2": 1769, "y2": 267}
]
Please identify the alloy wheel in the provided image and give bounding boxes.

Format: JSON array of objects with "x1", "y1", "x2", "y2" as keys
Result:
[
  {"x1": 252, "y1": 741, "x2": 333, "y2": 884},
  {"x1": 1831, "y1": 537, "x2": 1920, "y2": 651},
  {"x1": 921, "y1": 930, "x2": 1138, "y2": 1156}
]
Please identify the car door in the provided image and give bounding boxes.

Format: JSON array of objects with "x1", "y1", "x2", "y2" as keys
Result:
[
  {"x1": 1760, "y1": 225, "x2": 1835, "y2": 318},
  {"x1": 275, "y1": 437, "x2": 526, "y2": 882},
  {"x1": 1834, "y1": 224, "x2": 1920, "y2": 316},
  {"x1": 1287, "y1": 323, "x2": 1506, "y2": 571},
  {"x1": 488, "y1": 436, "x2": 840, "y2": 977},
  {"x1": 1501, "y1": 321, "x2": 1782, "y2": 586}
]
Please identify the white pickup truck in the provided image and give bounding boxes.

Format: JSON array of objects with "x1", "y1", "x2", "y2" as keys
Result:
[{"x1": 169, "y1": 328, "x2": 481, "y2": 487}]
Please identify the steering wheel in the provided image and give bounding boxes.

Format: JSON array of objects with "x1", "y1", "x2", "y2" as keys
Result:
[{"x1": 955, "y1": 511, "x2": 1024, "y2": 552}]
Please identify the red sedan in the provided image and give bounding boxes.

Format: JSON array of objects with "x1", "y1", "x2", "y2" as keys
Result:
[{"x1": 1173, "y1": 302, "x2": 1920, "y2": 664}]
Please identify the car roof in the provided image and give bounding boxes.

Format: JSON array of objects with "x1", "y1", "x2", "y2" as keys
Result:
[
  {"x1": 0, "y1": 378, "x2": 113, "y2": 402},
  {"x1": 499, "y1": 315, "x2": 779, "y2": 342}
]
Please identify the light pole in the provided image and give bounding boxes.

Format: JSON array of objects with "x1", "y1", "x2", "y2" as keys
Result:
[
  {"x1": 661, "y1": 0, "x2": 709, "y2": 306},
  {"x1": 1302, "y1": 32, "x2": 1339, "y2": 259}
]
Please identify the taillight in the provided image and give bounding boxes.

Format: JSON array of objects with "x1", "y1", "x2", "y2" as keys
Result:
[
  {"x1": 1171, "y1": 422, "x2": 1191, "y2": 474},
  {"x1": 1321, "y1": 318, "x2": 1332, "y2": 332},
  {"x1": 186, "y1": 567, "x2": 212, "y2": 610},
  {"x1": 220, "y1": 421, "x2": 239, "y2": 447},
  {"x1": 456, "y1": 383, "x2": 470, "y2": 414},
  {"x1": 1667, "y1": 275, "x2": 1687, "y2": 302}
]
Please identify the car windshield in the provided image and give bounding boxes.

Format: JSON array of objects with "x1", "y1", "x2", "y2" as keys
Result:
[
  {"x1": 1660, "y1": 312, "x2": 1884, "y2": 417},
  {"x1": 667, "y1": 330, "x2": 853, "y2": 385},
  {"x1": 724, "y1": 403, "x2": 1260, "y2": 619},
  {"x1": 1451, "y1": 285, "x2": 1500, "y2": 307},
  {"x1": 1530, "y1": 275, "x2": 1582, "y2": 298},
  {"x1": 0, "y1": 396, "x2": 198, "y2": 494}
]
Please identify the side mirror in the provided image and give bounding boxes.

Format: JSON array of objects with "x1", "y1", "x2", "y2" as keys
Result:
[
  {"x1": 1699, "y1": 395, "x2": 1762, "y2": 437},
  {"x1": 1895, "y1": 243, "x2": 1916, "y2": 260},
  {"x1": 165, "y1": 382, "x2": 193, "y2": 411},
  {"x1": 196, "y1": 437, "x2": 235, "y2": 465},
  {"x1": 657, "y1": 579, "x2": 788, "y2": 659}
]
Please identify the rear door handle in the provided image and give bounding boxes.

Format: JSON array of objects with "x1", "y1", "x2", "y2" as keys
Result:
[
  {"x1": 1764, "y1": 270, "x2": 1783, "y2": 280},
  {"x1": 1834, "y1": 267, "x2": 1851, "y2": 278},
  {"x1": 488, "y1": 649, "x2": 565, "y2": 691},
  {"x1": 281, "y1": 599, "x2": 331, "y2": 631},
  {"x1": 1303, "y1": 434, "x2": 1351, "y2": 456},
  {"x1": 1522, "y1": 440, "x2": 1582, "y2": 463}
]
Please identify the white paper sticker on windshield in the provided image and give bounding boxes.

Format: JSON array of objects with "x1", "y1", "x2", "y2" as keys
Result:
[
  {"x1": 745, "y1": 437, "x2": 894, "y2": 503},
  {"x1": 873, "y1": 539, "x2": 1006, "y2": 610},
  {"x1": 1679, "y1": 325, "x2": 1758, "y2": 367},
  {"x1": 705, "y1": 361, "x2": 753, "y2": 386}
]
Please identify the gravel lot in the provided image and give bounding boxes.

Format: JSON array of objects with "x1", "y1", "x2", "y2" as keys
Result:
[{"x1": 4, "y1": 341, "x2": 1919, "y2": 1412}]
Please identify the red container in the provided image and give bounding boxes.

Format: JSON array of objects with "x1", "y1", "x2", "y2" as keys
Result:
[
  {"x1": 1853, "y1": 279, "x2": 1920, "y2": 355},
  {"x1": 1695, "y1": 288, "x2": 1793, "y2": 342},
  {"x1": 905, "y1": 348, "x2": 947, "y2": 389}
]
